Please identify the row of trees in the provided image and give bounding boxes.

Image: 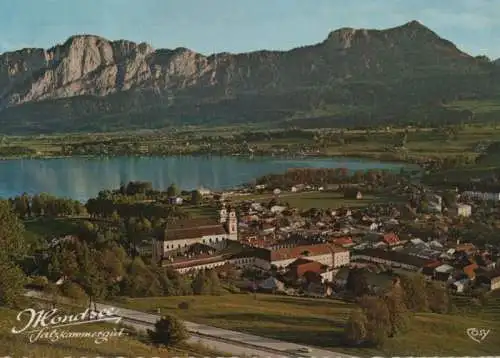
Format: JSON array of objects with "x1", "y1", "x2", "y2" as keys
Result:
[
  {"x1": 9, "y1": 193, "x2": 86, "y2": 218},
  {"x1": 256, "y1": 168, "x2": 402, "y2": 188},
  {"x1": 0, "y1": 200, "x2": 28, "y2": 306},
  {"x1": 344, "y1": 273, "x2": 450, "y2": 347}
]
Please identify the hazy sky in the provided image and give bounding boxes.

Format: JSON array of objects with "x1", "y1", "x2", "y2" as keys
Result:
[{"x1": 1, "y1": 0, "x2": 499, "y2": 58}]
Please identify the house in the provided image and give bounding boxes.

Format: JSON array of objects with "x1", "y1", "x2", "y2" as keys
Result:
[
  {"x1": 286, "y1": 258, "x2": 334, "y2": 283},
  {"x1": 452, "y1": 203, "x2": 472, "y2": 217},
  {"x1": 258, "y1": 277, "x2": 285, "y2": 292},
  {"x1": 168, "y1": 196, "x2": 184, "y2": 205},
  {"x1": 421, "y1": 260, "x2": 443, "y2": 279},
  {"x1": 434, "y1": 264, "x2": 454, "y2": 282},
  {"x1": 331, "y1": 245, "x2": 350, "y2": 268},
  {"x1": 382, "y1": 233, "x2": 401, "y2": 247},
  {"x1": 268, "y1": 243, "x2": 334, "y2": 269},
  {"x1": 152, "y1": 210, "x2": 238, "y2": 262}
]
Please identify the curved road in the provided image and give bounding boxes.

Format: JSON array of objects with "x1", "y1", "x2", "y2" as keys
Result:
[
  {"x1": 25, "y1": 291, "x2": 358, "y2": 358},
  {"x1": 97, "y1": 302, "x2": 358, "y2": 358}
]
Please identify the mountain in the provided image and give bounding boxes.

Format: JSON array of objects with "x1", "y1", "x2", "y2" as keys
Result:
[{"x1": 0, "y1": 20, "x2": 499, "y2": 134}]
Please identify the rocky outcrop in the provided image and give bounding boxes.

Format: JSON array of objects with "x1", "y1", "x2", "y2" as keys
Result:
[{"x1": 0, "y1": 20, "x2": 496, "y2": 133}]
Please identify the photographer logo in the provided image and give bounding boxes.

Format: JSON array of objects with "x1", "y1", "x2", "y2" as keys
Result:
[{"x1": 466, "y1": 327, "x2": 490, "y2": 343}]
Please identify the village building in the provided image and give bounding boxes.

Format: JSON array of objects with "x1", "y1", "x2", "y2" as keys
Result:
[
  {"x1": 461, "y1": 191, "x2": 500, "y2": 201},
  {"x1": 285, "y1": 258, "x2": 335, "y2": 283},
  {"x1": 452, "y1": 203, "x2": 472, "y2": 217},
  {"x1": 351, "y1": 248, "x2": 434, "y2": 271},
  {"x1": 151, "y1": 208, "x2": 238, "y2": 263}
]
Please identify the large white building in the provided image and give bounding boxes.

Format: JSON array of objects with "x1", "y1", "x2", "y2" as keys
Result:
[
  {"x1": 461, "y1": 191, "x2": 500, "y2": 201},
  {"x1": 152, "y1": 208, "x2": 238, "y2": 263}
]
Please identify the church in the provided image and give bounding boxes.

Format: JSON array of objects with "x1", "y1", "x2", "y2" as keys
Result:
[{"x1": 152, "y1": 207, "x2": 238, "y2": 263}]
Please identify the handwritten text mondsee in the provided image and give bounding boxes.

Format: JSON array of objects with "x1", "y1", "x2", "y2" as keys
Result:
[{"x1": 11, "y1": 308, "x2": 121, "y2": 334}]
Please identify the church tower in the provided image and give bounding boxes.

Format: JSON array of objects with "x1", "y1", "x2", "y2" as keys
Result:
[
  {"x1": 219, "y1": 206, "x2": 228, "y2": 224},
  {"x1": 227, "y1": 209, "x2": 238, "y2": 240}
]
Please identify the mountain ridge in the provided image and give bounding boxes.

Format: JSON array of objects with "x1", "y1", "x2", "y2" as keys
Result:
[{"x1": 0, "y1": 20, "x2": 498, "y2": 134}]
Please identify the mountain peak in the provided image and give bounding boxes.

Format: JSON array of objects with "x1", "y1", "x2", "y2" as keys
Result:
[{"x1": 404, "y1": 19, "x2": 424, "y2": 27}]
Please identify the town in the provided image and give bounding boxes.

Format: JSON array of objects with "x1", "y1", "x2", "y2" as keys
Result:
[{"x1": 150, "y1": 175, "x2": 500, "y2": 297}]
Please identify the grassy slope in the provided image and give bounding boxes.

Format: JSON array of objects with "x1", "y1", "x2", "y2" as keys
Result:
[{"x1": 114, "y1": 293, "x2": 500, "y2": 357}]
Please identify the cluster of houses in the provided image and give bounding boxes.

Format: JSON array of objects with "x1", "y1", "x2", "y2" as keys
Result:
[{"x1": 151, "y1": 191, "x2": 500, "y2": 295}]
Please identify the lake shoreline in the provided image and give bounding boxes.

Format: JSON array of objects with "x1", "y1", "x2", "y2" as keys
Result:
[
  {"x1": 0, "y1": 154, "x2": 414, "y2": 201},
  {"x1": 0, "y1": 151, "x2": 417, "y2": 166}
]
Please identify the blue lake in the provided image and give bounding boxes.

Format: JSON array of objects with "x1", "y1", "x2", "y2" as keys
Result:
[{"x1": 0, "y1": 156, "x2": 407, "y2": 201}]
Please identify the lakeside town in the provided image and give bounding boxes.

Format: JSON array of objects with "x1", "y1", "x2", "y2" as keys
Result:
[{"x1": 149, "y1": 174, "x2": 500, "y2": 297}]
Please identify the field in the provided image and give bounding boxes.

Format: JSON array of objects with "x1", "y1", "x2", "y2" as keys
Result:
[
  {"x1": 4, "y1": 119, "x2": 500, "y2": 164},
  {"x1": 0, "y1": 305, "x2": 222, "y2": 358},
  {"x1": 229, "y1": 190, "x2": 394, "y2": 210},
  {"x1": 115, "y1": 293, "x2": 500, "y2": 357}
]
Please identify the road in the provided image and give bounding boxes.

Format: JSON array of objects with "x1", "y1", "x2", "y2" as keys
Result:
[
  {"x1": 25, "y1": 290, "x2": 358, "y2": 358},
  {"x1": 96, "y1": 303, "x2": 357, "y2": 358}
]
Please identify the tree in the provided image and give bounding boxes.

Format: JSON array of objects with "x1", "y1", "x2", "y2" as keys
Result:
[
  {"x1": 0, "y1": 254, "x2": 26, "y2": 307},
  {"x1": 208, "y1": 269, "x2": 222, "y2": 295},
  {"x1": 427, "y1": 281, "x2": 450, "y2": 314},
  {"x1": 191, "y1": 270, "x2": 211, "y2": 295},
  {"x1": 384, "y1": 277, "x2": 412, "y2": 336},
  {"x1": 343, "y1": 308, "x2": 368, "y2": 345},
  {"x1": 358, "y1": 295, "x2": 391, "y2": 346},
  {"x1": 167, "y1": 183, "x2": 179, "y2": 198},
  {"x1": 346, "y1": 268, "x2": 369, "y2": 297},
  {"x1": 0, "y1": 200, "x2": 26, "y2": 260},
  {"x1": 400, "y1": 274, "x2": 429, "y2": 312},
  {"x1": 60, "y1": 247, "x2": 79, "y2": 279},
  {"x1": 190, "y1": 190, "x2": 203, "y2": 205},
  {"x1": 121, "y1": 258, "x2": 162, "y2": 297},
  {"x1": 148, "y1": 314, "x2": 189, "y2": 347},
  {"x1": 75, "y1": 244, "x2": 107, "y2": 314}
]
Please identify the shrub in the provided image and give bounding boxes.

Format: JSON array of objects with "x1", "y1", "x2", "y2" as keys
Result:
[
  {"x1": 60, "y1": 281, "x2": 87, "y2": 302},
  {"x1": 148, "y1": 314, "x2": 189, "y2": 347},
  {"x1": 178, "y1": 301, "x2": 190, "y2": 310},
  {"x1": 30, "y1": 275, "x2": 49, "y2": 289}
]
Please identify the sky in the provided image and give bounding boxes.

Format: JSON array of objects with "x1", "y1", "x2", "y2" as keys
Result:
[{"x1": 1, "y1": 0, "x2": 499, "y2": 59}]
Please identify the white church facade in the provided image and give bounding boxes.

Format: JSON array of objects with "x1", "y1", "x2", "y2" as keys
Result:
[{"x1": 152, "y1": 207, "x2": 238, "y2": 263}]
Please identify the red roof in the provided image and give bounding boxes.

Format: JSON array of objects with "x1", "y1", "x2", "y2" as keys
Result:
[
  {"x1": 383, "y1": 233, "x2": 400, "y2": 245},
  {"x1": 424, "y1": 260, "x2": 442, "y2": 268},
  {"x1": 287, "y1": 259, "x2": 325, "y2": 277},
  {"x1": 332, "y1": 237, "x2": 353, "y2": 246},
  {"x1": 270, "y1": 244, "x2": 332, "y2": 262}
]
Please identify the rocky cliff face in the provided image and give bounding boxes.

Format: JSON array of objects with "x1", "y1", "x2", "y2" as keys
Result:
[{"x1": 0, "y1": 20, "x2": 496, "y2": 133}]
